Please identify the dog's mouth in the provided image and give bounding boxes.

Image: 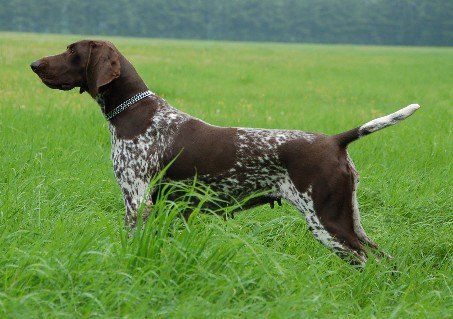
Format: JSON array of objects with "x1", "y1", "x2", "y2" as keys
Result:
[
  {"x1": 32, "y1": 70, "x2": 76, "y2": 91},
  {"x1": 41, "y1": 78, "x2": 75, "y2": 91}
]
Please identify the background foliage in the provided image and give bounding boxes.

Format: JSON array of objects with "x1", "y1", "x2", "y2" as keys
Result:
[{"x1": 0, "y1": 0, "x2": 452, "y2": 46}]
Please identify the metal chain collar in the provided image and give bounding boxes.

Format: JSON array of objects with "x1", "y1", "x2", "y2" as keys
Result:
[{"x1": 105, "y1": 90, "x2": 154, "y2": 120}]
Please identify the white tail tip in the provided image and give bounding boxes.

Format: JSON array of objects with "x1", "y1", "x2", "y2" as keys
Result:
[
  {"x1": 401, "y1": 104, "x2": 421, "y2": 116},
  {"x1": 359, "y1": 103, "x2": 421, "y2": 135}
]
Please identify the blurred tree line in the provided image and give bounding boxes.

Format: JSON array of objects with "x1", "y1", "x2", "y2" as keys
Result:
[{"x1": 0, "y1": 0, "x2": 451, "y2": 46}]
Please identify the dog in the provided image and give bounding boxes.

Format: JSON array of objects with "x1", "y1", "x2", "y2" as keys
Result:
[{"x1": 31, "y1": 40, "x2": 420, "y2": 265}]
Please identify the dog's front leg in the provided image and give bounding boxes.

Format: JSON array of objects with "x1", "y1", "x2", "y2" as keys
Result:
[
  {"x1": 141, "y1": 197, "x2": 154, "y2": 224},
  {"x1": 121, "y1": 189, "x2": 140, "y2": 229},
  {"x1": 120, "y1": 181, "x2": 152, "y2": 229}
]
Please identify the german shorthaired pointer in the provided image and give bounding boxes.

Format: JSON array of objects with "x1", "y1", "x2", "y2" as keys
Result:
[{"x1": 31, "y1": 40, "x2": 420, "y2": 265}]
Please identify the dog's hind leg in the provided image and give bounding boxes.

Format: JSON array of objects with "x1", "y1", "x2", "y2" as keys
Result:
[
  {"x1": 278, "y1": 175, "x2": 367, "y2": 266},
  {"x1": 351, "y1": 187, "x2": 393, "y2": 260},
  {"x1": 347, "y1": 155, "x2": 393, "y2": 260}
]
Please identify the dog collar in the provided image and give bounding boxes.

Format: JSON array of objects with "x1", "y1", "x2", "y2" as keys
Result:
[{"x1": 105, "y1": 90, "x2": 154, "y2": 120}]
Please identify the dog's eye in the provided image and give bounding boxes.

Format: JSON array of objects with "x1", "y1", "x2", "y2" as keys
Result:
[{"x1": 68, "y1": 48, "x2": 75, "y2": 54}]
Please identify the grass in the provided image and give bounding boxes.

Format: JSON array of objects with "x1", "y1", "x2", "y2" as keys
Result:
[{"x1": 0, "y1": 32, "x2": 452, "y2": 318}]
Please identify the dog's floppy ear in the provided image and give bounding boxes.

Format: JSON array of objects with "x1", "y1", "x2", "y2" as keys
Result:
[{"x1": 85, "y1": 41, "x2": 121, "y2": 97}]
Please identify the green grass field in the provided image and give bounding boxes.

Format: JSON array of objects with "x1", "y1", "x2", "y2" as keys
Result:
[{"x1": 0, "y1": 32, "x2": 452, "y2": 318}]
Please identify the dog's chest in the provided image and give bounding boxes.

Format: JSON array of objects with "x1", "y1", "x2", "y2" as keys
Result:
[
  {"x1": 110, "y1": 126, "x2": 157, "y2": 195},
  {"x1": 109, "y1": 105, "x2": 190, "y2": 188}
]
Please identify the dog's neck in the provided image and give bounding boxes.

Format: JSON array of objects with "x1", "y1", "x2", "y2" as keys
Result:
[{"x1": 95, "y1": 54, "x2": 158, "y2": 139}]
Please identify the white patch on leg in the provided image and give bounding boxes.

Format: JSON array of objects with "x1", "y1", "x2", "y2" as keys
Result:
[{"x1": 277, "y1": 175, "x2": 346, "y2": 251}]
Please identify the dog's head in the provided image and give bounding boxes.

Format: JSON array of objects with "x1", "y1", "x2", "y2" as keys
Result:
[{"x1": 30, "y1": 40, "x2": 121, "y2": 97}]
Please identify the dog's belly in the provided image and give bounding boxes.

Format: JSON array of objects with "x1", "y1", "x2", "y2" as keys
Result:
[{"x1": 199, "y1": 161, "x2": 285, "y2": 197}]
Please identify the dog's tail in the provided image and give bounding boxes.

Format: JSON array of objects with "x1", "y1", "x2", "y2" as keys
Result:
[{"x1": 333, "y1": 104, "x2": 420, "y2": 147}]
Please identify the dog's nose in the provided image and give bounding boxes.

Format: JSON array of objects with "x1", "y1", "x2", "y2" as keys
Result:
[{"x1": 30, "y1": 60, "x2": 42, "y2": 72}]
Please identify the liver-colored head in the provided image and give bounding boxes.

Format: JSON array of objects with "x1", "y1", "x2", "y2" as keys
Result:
[{"x1": 30, "y1": 40, "x2": 121, "y2": 97}]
